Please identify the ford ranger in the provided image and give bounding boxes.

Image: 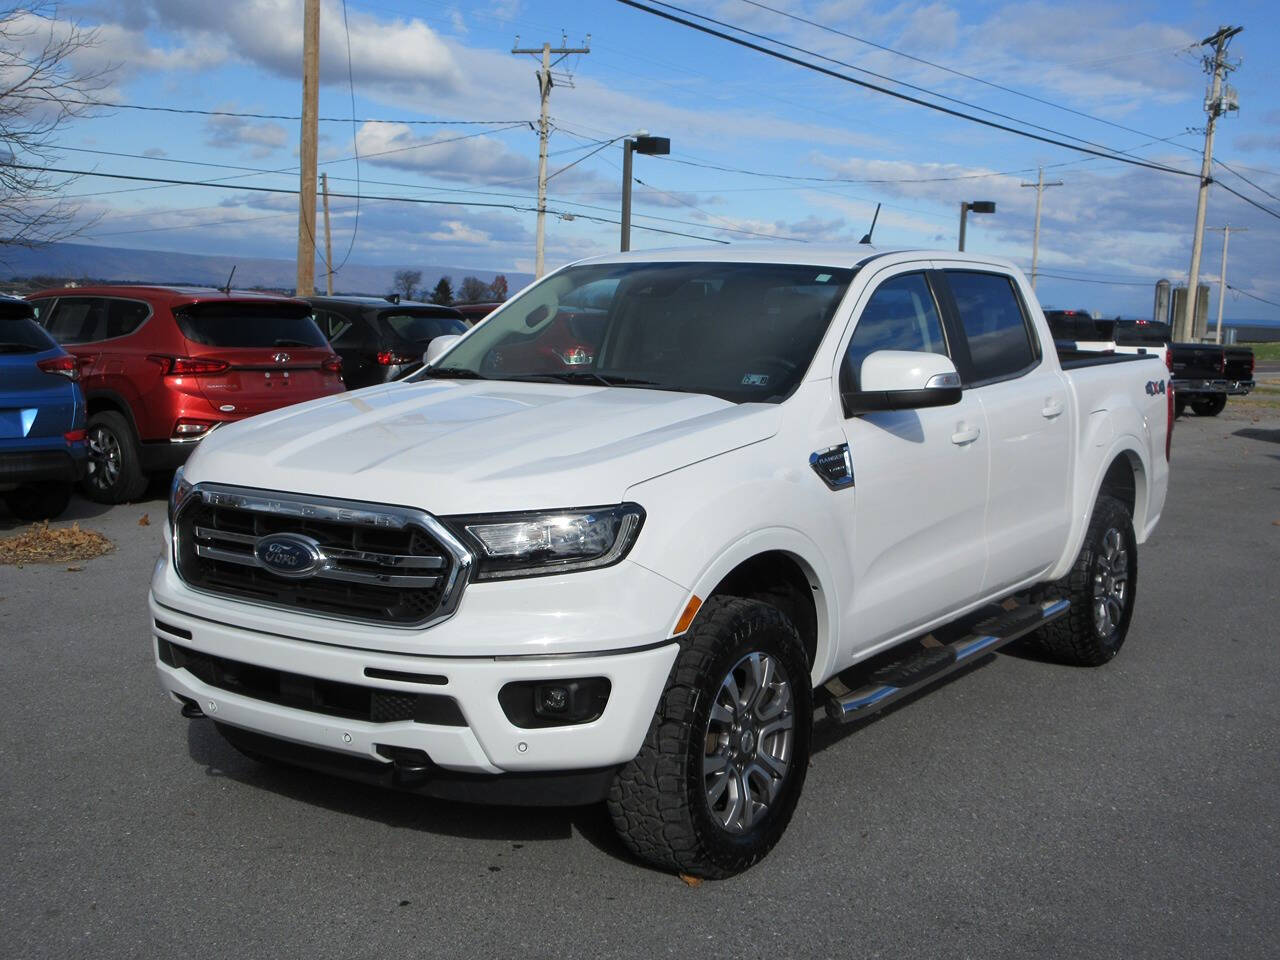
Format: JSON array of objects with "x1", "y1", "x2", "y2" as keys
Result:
[{"x1": 152, "y1": 248, "x2": 1170, "y2": 877}]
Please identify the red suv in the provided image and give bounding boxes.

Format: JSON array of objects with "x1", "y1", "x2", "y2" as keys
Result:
[{"x1": 26, "y1": 286, "x2": 344, "y2": 503}]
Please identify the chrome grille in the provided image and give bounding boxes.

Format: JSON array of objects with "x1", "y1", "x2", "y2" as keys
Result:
[{"x1": 173, "y1": 484, "x2": 471, "y2": 627}]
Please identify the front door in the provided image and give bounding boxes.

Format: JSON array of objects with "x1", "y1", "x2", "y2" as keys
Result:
[{"x1": 838, "y1": 269, "x2": 990, "y2": 652}]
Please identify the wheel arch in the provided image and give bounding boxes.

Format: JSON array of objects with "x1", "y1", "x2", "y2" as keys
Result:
[
  {"x1": 84, "y1": 389, "x2": 141, "y2": 441},
  {"x1": 1052, "y1": 438, "x2": 1150, "y2": 581}
]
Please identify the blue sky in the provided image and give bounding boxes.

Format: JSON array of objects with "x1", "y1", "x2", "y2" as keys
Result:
[{"x1": 36, "y1": 0, "x2": 1280, "y2": 319}]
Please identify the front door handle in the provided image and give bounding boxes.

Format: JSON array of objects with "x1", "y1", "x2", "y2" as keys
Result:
[
  {"x1": 1042, "y1": 397, "x2": 1065, "y2": 418},
  {"x1": 951, "y1": 425, "x2": 981, "y2": 445}
]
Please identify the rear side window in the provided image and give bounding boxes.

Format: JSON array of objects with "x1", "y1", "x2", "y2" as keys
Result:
[
  {"x1": 44, "y1": 297, "x2": 108, "y2": 344},
  {"x1": 946, "y1": 271, "x2": 1038, "y2": 382},
  {"x1": 381, "y1": 311, "x2": 467, "y2": 342},
  {"x1": 843, "y1": 273, "x2": 948, "y2": 391},
  {"x1": 105, "y1": 299, "x2": 150, "y2": 338},
  {"x1": 0, "y1": 314, "x2": 56, "y2": 353},
  {"x1": 175, "y1": 302, "x2": 327, "y2": 348}
]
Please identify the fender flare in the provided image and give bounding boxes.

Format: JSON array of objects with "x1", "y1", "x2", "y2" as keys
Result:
[
  {"x1": 1052, "y1": 434, "x2": 1149, "y2": 581},
  {"x1": 675, "y1": 526, "x2": 841, "y2": 685}
]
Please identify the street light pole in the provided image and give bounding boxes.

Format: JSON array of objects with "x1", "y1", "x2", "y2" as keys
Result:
[
  {"x1": 958, "y1": 201, "x2": 996, "y2": 252},
  {"x1": 619, "y1": 134, "x2": 670, "y2": 252},
  {"x1": 1208, "y1": 225, "x2": 1246, "y2": 344}
]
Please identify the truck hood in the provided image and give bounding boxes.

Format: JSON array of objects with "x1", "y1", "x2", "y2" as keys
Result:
[{"x1": 185, "y1": 379, "x2": 781, "y2": 514}]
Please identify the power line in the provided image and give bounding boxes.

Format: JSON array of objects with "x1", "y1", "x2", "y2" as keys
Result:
[
  {"x1": 1036, "y1": 272, "x2": 1155, "y2": 287},
  {"x1": 331, "y1": 0, "x2": 362, "y2": 274},
  {"x1": 2, "y1": 162, "x2": 731, "y2": 245},
  {"x1": 733, "y1": 0, "x2": 1204, "y2": 154},
  {"x1": 651, "y1": 153, "x2": 1037, "y2": 184},
  {"x1": 1214, "y1": 180, "x2": 1280, "y2": 221},
  {"x1": 1215, "y1": 158, "x2": 1280, "y2": 205},
  {"x1": 614, "y1": 0, "x2": 1199, "y2": 179},
  {"x1": 10, "y1": 92, "x2": 528, "y2": 126},
  {"x1": 1226, "y1": 283, "x2": 1280, "y2": 310}
]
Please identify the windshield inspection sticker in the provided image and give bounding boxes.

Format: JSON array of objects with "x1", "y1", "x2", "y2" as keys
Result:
[
  {"x1": 814, "y1": 273, "x2": 832, "y2": 283},
  {"x1": 742, "y1": 373, "x2": 771, "y2": 386}
]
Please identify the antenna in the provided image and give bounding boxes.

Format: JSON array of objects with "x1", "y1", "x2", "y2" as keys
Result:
[
  {"x1": 221, "y1": 264, "x2": 236, "y2": 295},
  {"x1": 859, "y1": 203, "x2": 881, "y2": 245}
]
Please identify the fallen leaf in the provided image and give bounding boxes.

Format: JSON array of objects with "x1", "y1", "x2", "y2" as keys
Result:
[
  {"x1": 138, "y1": 514, "x2": 150, "y2": 526},
  {"x1": 66, "y1": 565, "x2": 84, "y2": 572},
  {"x1": 1273, "y1": 520, "x2": 1280, "y2": 527},
  {"x1": 678, "y1": 873, "x2": 703, "y2": 888}
]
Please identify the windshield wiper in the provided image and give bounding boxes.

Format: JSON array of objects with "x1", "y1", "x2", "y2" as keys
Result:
[
  {"x1": 505, "y1": 371, "x2": 662, "y2": 387},
  {"x1": 273, "y1": 338, "x2": 316, "y2": 347},
  {"x1": 421, "y1": 366, "x2": 489, "y2": 379}
]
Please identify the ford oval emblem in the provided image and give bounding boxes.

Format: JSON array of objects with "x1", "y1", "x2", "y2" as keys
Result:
[{"x1": 254, "y1": 533, "x2": 325, "y2": 579}]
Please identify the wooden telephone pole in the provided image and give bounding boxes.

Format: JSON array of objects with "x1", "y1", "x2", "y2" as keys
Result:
[
  {"x1": 512, "y1": 34, "x2": 590, "y2": 278},
  {"x1": 321, "y1": 172, "x2": 334, "y2": 296},
  {"x1": 1020, "y1": 167, "x2": 1063, "y2": 291},
  {"x1": 296, "y1": 0, "x2": 320, "y2": 296}
]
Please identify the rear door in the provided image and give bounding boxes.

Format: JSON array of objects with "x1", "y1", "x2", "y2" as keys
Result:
[
  {"x1": 0, "y1": 309, "x2": 77, "y2": 442},
  {"x1": 173, "y1": 300, "x2": 341, "y2": 416},
  {"x1": 936, "y1": 268, "x2": 1072, "y2": 593}
]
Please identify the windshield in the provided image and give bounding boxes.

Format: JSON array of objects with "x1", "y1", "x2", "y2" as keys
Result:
[
  {"x1": 411, "y1": 261, "x2": 855, "y2": 403},
  {"x1": 175, "y1": 302, "x2": 328, "y2": 348}
]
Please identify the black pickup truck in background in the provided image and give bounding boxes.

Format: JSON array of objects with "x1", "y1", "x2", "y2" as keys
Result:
[{"x1": 1110, "y1": 320, "x2": 1254, "y2": 418}]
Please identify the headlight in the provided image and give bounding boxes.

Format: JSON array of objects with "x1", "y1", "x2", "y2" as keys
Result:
[
  {"x1": 168, "y1": 466, "x2": 193, "y2": 525},
  {"x1": 448, "y1": 503, "x2": 645, "y2": 580}
]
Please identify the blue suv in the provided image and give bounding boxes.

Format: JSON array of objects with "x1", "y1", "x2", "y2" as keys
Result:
[{"x1": 0, "y1": 297, "x2": 88, "y2": 521}]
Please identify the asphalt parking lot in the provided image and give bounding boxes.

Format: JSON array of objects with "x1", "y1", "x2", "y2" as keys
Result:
[{"x1": 3, "y1": 409, "x2": 1278, "y2": 960}]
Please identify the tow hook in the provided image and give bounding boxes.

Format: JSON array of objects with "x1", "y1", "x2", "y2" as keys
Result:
[{"x1": 177, "y1": 695, "x2": 205, "y2": 719}]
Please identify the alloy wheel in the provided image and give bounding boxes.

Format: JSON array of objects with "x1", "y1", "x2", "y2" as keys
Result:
[
  {"x1": 86, "y1": 424, "x2": 121, "y2": 491},
  {"x1": 702, "y1": 651, "x2": 796, "y2": 835},
  {"x1": 1092, "y1": 527, "x2": 1129, "y2": 639}
]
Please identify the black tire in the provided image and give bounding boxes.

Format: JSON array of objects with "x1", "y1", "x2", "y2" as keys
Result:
[
  {"x1": 81, "y1": 410, "x2": 148, "y2": 504},
  {"x1": 3, "y1": 482, "x2": 73, "y2": 522},
  {"x1": 1191, "y1": 394, "x2": 1226, "y2": 417},
  {"x1": 608, "y1": 596, "x2": 812, "y2": 878},
  {"x1": 1029, "y1": 494, "x2": 1137, "y2": 666}
]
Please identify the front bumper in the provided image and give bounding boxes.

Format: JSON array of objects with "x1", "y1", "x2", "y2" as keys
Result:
[{"x1": 146, "y1": 568, "x2": 686, "y2": 793}]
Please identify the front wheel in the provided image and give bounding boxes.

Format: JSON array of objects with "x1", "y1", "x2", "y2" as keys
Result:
[
  {"x1": 1029, "y1": 494, "x2": 1137, "y2": 666},
  {"x1": 608, "y1": 597, "x2": 812, "y2": 878},
  {"x1": 81, "y1": 411, "x2": 148, "y2": 504},
  {"x1": 1191, "y1": 395, "x2": 1226, "y2": 417}
]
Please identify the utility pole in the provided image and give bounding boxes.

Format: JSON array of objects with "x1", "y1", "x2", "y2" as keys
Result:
[
  {"x1": 321, "y1": 172, "x2": 334, "y2": 296},
  {"x1": 1208, "y1": 225, "x2": 1246, "y2": 344},
  {"x1": 296, "y1": 0, "x2": 320, "y2": 296},
  {"x1": 1020, "y1": 167, "x2": 1063, "y2": 290},
  {"x1": 512, "y1": 35, "x2": 590, "y2": 279},
  {"x1": 1179, "y1": 24, "x2": 1243, "y2": 342}
]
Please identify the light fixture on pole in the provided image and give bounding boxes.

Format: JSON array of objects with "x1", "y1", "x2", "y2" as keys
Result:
[
  {"x1": 958, "y1": 201, "x2": 995, "y2": 252},
  {"x1": 621, "y1": 133, "x2": 670, "y2": 252}
]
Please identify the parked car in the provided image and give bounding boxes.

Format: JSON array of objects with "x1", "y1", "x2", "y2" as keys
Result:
[
  {"x1": 452, "y1": 302, "x2": 503, "y2": 325},
  {"x1": 0, "y1": 296, "x2": 87, "y2": 521},
  {"x1": 26, "y1": 286, "x2": 344, "y2": 504},
  {"x1": 308, "y1": 295, "x2": 467, "y2": 389},
  {"x1": 154, "y1": 248, "x2": 1169, "y2": 878}
]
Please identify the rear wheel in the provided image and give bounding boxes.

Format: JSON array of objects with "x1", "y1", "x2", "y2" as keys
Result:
[
  {"x1": 82, "y1": 411, "x2": 148, "y2": 504},
  {"x1": 1029, "y1": 494, "x2": 1137, "y2": 666},
  {"x1": 1191, "y1": 395, "x2": 1226, "y2": 417},
  {"x1": 608, "y1": 597, "x2": 812, "y2": 878},
  {"x1": 3, "y1": 482, "x2": 72, "y2": 522}
]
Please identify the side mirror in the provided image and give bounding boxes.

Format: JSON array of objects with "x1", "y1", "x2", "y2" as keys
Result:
[
  {"x1": 423, "y1": 334, "x2": 461, "y2": 367},
  {"x1": 843, "y1": 350, "x2": 962, "y2": 416}
]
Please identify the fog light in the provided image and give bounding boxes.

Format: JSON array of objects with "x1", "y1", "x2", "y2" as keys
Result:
[
  {"x1": 498, "y1": 677, "x2": 611, "y2": 728},
  {"x1": 173, "y1": 419, "x2": 213, "y2": 437}
]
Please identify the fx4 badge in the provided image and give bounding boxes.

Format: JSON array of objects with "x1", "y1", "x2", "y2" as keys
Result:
[{"x1": 1145, "y1": 380, "x2": 1166, "y2": 396}]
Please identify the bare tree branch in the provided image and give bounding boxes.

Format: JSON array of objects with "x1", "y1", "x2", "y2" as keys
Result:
[{"x1": 0, "y1": 2, "x2": 115, "y2": 247}]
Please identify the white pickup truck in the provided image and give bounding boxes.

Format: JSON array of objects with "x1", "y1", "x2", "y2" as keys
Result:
[{"x1": 153, "y1": 247, "x2": 1170, "y2": 877}]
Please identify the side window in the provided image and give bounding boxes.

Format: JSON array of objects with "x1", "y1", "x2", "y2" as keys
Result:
[
  {"x1": 105, "y1": 299, "x2": 149, "y2": 338},
  {"x1": 842, "y1": 273, "x2": 948, "y2": 391},
  {"x1": 27, "y1": 297, "x2": 56, "y2": 325},
  {"x1": 947, "y1": 271, "x2": 1038, "y2": 382},
  {"x1": 44, "y1": 297, "x2": 108, "y2": 345}
]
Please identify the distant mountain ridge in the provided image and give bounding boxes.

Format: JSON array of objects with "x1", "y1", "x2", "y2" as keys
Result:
[{"x1": 0, "y1": 242, "x2": 531, "y2": 296}]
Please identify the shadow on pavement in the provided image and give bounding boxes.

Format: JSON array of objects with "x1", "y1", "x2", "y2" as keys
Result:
[
  {"x1": 183, "y1": 717, "x2": 636, "y2": 865},
  {"x1": 1232, "y1": 427, "x2": 1280, "y2": 445}
]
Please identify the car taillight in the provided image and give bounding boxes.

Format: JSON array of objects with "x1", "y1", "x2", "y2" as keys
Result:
[
  {"x1": 37, "y1": 355, "x2": 79, "y2": 380},
  {"x1": 64, "y1": 428, "x2": 86, "y2": 444},
  {"x1": 322, "y1": 355, "x2": 342, "y2": 373},
  {"x1": 173, "y1": 419, "x2": 215, "y2": 438},
  {"x1": 376, "y1": 350, "x2": 416, "y2": 366},
  {"x1": 150, "y1": 355, "x2": 231, "y2": 376},
  {"x1": 1216, "y1": 352, "x2": 1225, "y2": 375}
]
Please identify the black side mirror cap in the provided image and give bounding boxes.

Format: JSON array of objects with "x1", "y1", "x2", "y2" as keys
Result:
[{"x1": 842, "y1": 386, "x2": 962, "y2": 417}]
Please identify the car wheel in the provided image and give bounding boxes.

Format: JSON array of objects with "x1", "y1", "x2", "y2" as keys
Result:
[
  {"x1": 82, "y1": 411, "x2": 148, "y2": 504},
  {"x1": 3, "y1": 482, "x2": 73, "y2": 522},
  {"x1": 1029, "y1": 494, "x2": 1137, "y2": 667},
  {"x1": 1191, "y1": 395, "x2": 1226, "y2": 416},
  {"x1": 608, "y1": 596, "x2": 812, "y2": 878}
]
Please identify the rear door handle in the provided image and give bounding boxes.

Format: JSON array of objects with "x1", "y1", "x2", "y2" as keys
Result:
[
  {"x1": 1042, "y1": 397, "x2": 1065, "y2": 418},
  {"x1": 951, "y1": 425, "x2": 981, "y2": 445}
]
